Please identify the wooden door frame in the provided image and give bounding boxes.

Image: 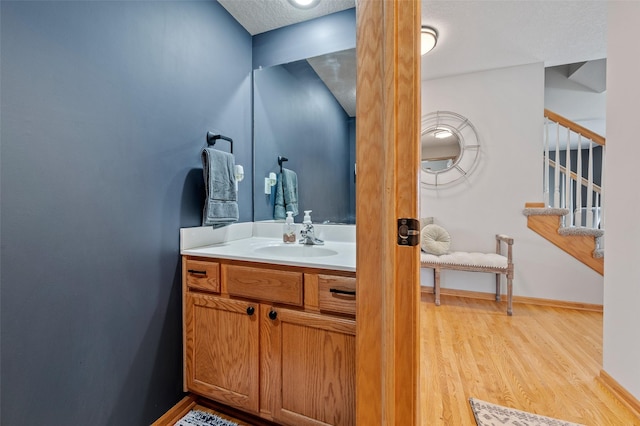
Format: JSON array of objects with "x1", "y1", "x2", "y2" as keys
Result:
[{"x1": 356, "y1": 1, "x2": 421, "y2": 425}]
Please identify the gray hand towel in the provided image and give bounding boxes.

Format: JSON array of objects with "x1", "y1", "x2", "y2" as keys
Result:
[
  {"x1": 201, "y1": 148, "x2": 238, "y2": 227},
  {"x1": 274, "y1": 168, "x2": 298, "y2": 220}
]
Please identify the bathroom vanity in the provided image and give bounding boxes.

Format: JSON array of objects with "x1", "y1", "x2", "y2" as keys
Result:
[{"x1": 180, "y1": 223, "x2": 356, "y2": 426}]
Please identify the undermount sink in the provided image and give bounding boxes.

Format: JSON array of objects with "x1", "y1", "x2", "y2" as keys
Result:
[{"x1": 253, "y1": 244, "x2": 338, "y2": 258}]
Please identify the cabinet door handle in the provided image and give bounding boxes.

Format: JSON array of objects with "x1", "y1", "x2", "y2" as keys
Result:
[
  {"x1": 246, "y1": 306, "x2": 255, "y2": 316},
  {"x1": 330, "y1": 288, "x2": 356, "y2": 296},
  {"x1": 268, "y1": 310, "x2": 278, "y2": 320},
  {"x1": 187, "y1": 269, "x2": 207, "y2": 276}
]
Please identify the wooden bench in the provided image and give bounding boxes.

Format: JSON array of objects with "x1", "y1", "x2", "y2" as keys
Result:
[{"x1": 420, "y1": 234, "x2": 515, "y2": 315}]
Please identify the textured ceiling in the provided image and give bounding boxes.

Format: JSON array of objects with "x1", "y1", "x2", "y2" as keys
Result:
[
  {"x1": 219, "y1": 0, "x2": 606, "y2": 79},
  {"x1": 420, "y1": 0, "x2": 607, "y2": 80},
  {"x1": 219, "y1": 0, "x2": 607, "y2": 119},
  {"x1": 217, "y1": 0, "x2": 354, "y2": 35}
]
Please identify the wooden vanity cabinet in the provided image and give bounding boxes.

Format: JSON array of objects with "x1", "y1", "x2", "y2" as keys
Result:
[
  {"x1": 184, "y1": 292, "x2": 259, "y2": 412},
  {"x1": 182, "y1": 256, "x2": 355, "y2": 426},
  {"x1": 265, "y1": 306, "x2": 355, "y2": 426}
]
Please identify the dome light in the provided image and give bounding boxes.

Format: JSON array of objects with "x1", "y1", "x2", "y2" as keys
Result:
[
  {"x1": 421, "y1": 26, "x2": 438, "y2": 55},
  {"x1": 288, "y1": 0, "x2": 320, "y2": 9}
]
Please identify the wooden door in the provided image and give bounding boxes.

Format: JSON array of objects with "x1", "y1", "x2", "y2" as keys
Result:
[
  {"x1": 184, "y1": 293, "x2": 260, "y2": 413},
  {"x1": 356, "y1": 0, "x2": 422, "y2": 425},
  {"x1": 267, "y1": 306, "x2": 356, "y2": 426}
]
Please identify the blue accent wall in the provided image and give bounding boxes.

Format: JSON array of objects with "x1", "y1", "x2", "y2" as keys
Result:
[
  {"x1": 0, "y1": 1, "x2": 252, "y2": 424},
  {"x1": 252, "y1": 8, "x2": 356, "y2": 69},
  {"x1": 349, "y1": 118, "x2": 357, "y2": 223},
  {"x1": 253, "y1": 60, "x2": 351, "y2": 223}
]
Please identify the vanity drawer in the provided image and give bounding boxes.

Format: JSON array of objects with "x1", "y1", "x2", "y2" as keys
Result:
[
  {"x1": 185, "y1": 259, "x2": 220, "y2": 293},
  {"x1": 318, "y1": 275, "x2": 356, "y2": 316},
  {"x1": 224, "y1": 264, "x2": 303, "y2": 307}
]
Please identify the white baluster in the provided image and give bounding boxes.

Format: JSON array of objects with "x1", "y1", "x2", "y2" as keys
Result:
[
  {"x1": 593, "y1": 191, "x2": 602, "y2": 229},
  {"x1": 559, "y1": 174, "x2": 565, "y2": 219},
  {"x1": 586, "y1": 141, "x2": 594, "y2": 228},
  {"x1": 565, "y1": 127, "x2": 572, "y2": 225},
  {"x1": 554, "y1": 122, "x2": 560, "y2": 207},
  {"x1": 544, "y1": 117, "x2": 550, "y2": 206},
  {"x1": 576, "y1": 134, "x2": 582, "y2": 225},
  {"x1": 600, "y1": 147, "x2": 605, "y2": 231}
]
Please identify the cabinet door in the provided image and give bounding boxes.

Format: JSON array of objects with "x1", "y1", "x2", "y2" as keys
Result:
[
  {"x1": 266, "y1": 306, "x2": 356, "y2": 426},
  {"x1": 185, "y1": 293, "x2": 259, "y2": 413}
]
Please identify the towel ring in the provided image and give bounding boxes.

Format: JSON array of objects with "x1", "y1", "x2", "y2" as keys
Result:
[{"x1": 207, "y1": 131, "x2": 233, "y2": 154}]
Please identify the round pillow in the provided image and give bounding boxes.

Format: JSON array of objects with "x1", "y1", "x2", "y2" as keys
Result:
[{"x1": 421, "y1": 224, "x2": 451, "y2": 255}]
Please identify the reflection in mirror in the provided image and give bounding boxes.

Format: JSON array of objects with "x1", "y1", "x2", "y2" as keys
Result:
[
  {"x1": 253, "y1": 49, "x2": 356, "y2": 224},
  {"x1": 421, "y1": 127, "x2": 461, "y2": 172},
  {"x1": 420, "y1": 111, "x2": 480, "y2": 187}
]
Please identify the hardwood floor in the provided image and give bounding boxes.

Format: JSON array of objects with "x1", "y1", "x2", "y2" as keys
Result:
[
  {"x1": 421, "y1": 293, "x2": 640, "y2": 425},
  {"x1": 159, "y1": 295, "x2": 640, "y2": 425}
]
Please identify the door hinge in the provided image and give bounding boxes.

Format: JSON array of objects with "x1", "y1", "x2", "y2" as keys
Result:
[{"x1": 397, "y1": 218, "x2": 420, "y2": 246}]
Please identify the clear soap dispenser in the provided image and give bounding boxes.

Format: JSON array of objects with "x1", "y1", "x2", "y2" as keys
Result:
[
  {"x1": 283, "y1": 211, "x2": 296, "y2": 243},
  {"x1": 303, "y1": 210, "x2": 312, "y2": 224}
]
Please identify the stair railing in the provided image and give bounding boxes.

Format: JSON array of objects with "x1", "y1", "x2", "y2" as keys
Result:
[{"x1": 543, "y1": 109, "x2": 606, "y2": 230}]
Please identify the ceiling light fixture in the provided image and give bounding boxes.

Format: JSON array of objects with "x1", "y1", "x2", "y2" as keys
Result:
[
  {"x1": 434, "y1": 129, "x2": 453, "y2": 139},
  {"x1": 288, "y1": 0, "x2": 320, "y2": 9},
  {"x1": 421, "y1": 26, "x2": 438, "y2": 55}
]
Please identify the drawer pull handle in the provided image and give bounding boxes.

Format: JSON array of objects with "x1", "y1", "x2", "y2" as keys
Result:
[
  {"x1": 268, "y1": 310, "x2": 278, "y2": 320},
  {"x1": 188, "y1": 269, "x2": 207, "y2": 276},
  {"x1": 330, "y1": 288, "x2": 356, "y2": 296},
  {"x1": 246, "y1": 306, "x2": 255, "y2": 316}
]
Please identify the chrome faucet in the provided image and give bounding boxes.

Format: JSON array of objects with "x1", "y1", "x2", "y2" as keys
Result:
[
  {"x1": 299, "y1": 213, "x2": 324, "y2": 245},
  {"x1": 300, "y1": 223, "x2": 324, "y2": 245}
]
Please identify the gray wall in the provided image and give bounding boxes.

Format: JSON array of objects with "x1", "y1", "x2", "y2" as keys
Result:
[
  {"x1": 253, "y1": 60, "x2": 351, "y2": 223},
  {"x1": 0, "y1": 1, "x2": 252, "y2": 424}
]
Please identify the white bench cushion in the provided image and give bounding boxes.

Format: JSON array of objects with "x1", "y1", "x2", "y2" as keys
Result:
[{"x1": 421, "y1": 251, "x2": 508, "y2": 269}]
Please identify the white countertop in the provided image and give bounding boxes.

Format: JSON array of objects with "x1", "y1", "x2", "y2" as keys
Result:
[{"x1": 180, "y1": 222, "x2": 356, "y2": 272}]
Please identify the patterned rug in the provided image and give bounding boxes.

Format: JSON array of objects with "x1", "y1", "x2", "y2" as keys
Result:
[
  {"x1": 175, "y1": 409, "x2": 239, "y2": 426},
  {"x1": 469, "y1": 398, "x2": 585, "y2": 426}
]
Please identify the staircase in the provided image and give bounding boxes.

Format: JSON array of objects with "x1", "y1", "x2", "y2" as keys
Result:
[
  {"x1": 524, "y1": 202, "x2": 603, "y2": 275},
  {"x1": 524, "y1": 110, "x2": 606, "y2": 275}
]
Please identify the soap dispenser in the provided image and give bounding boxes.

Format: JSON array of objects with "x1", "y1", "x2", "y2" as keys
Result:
[
  {"x1": 301, "y1": 210, "x2": 314, "y2": 243},
  {"x1": 303, "y1": 210, "x2": 312, "y2": 225},
  {"x1": 283, "y1": 211, "x2": 296, "y2": 243}
]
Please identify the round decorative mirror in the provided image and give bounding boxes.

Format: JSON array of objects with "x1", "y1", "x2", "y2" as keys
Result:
[{"x1": 420, "y1": 111, "x2": 480, "y2": 187}]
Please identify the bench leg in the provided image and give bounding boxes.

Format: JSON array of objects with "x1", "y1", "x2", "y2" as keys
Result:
[
  {"x1": 507, "y1": 273, "x2": 513, "y2": 316},
  {"x1": 434, "y1": 267, "x2": 441, "y2": 306},
  {"x1": 495, "y1": 273, "x2": 501, "y2": 302}
]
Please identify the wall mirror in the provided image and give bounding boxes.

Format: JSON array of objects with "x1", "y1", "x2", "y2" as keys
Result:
[
  {"x1": 420, "y1": 111, "x2": 480, "y2": 187},
  {"x1": 253, "y1": 49, "x2": 356, "y2": 224}
]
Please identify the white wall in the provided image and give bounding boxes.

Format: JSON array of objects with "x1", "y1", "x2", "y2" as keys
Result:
[
  {"x1": 544, "y1": 66, "x2": 607, "y2": 136},
  {"x1": 420, "y1": 63, "x2": 603, "y2": 304},
  {"x1": 603, "y1": 1, "x2": 640, "y2": 401}
]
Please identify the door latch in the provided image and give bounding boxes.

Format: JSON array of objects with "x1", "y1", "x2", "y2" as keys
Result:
[{"x1": 397, "y1": 218, "x2": 420, "y2": 246}]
